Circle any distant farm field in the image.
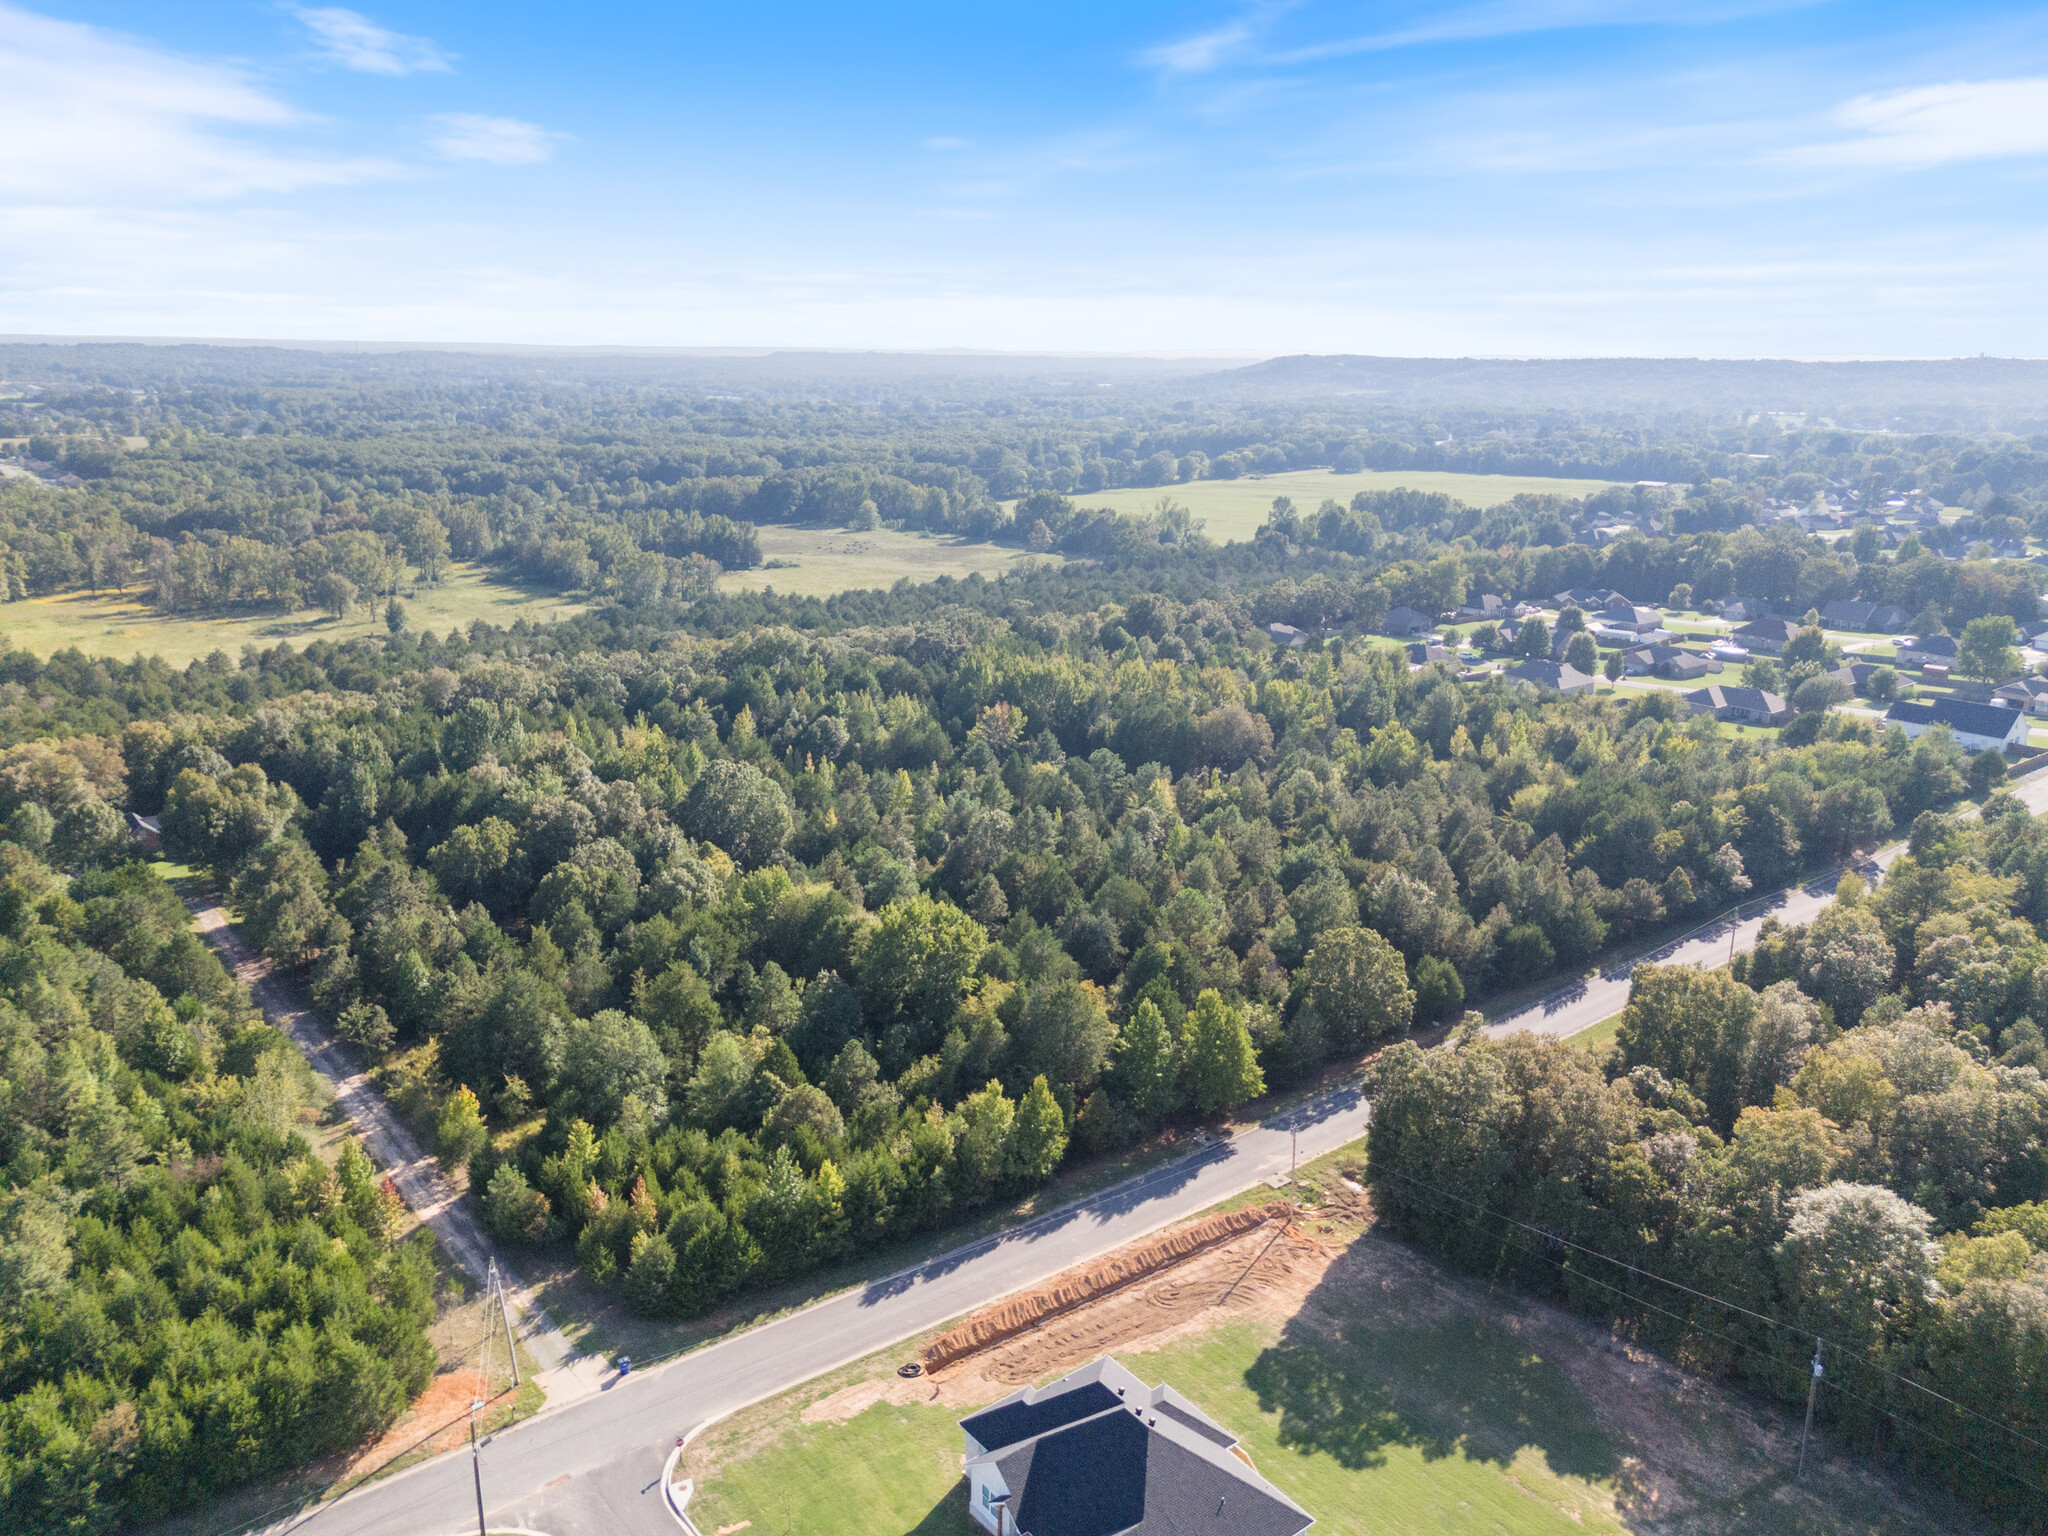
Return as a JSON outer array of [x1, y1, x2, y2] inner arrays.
[[0, 563, 584, 665], [1016, 468, 1630, 545], [717, 524, 1060, 598]]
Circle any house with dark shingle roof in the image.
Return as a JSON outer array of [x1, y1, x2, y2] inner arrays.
[[1731, 617, 1801, 655], [1622, 643, 1716, 680], [961, 1357, 1313, 1536], [1381, 606, 1434, 637], [1600, 597, 1664, 633], [1684, 685, 1791, 726], [1503, 659, 1596, 695], [1898, 633, 1960, 667], [1820, 599, 1908, 633], [1994, 677, 2048, 716], [1885, 698, 2028, 752]]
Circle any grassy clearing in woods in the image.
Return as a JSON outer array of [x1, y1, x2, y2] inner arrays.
[[1010, 468, 1629, 545], [0, 563, 582, 665]]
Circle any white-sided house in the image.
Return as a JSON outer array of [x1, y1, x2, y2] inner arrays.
[[1884, 698, 2029, 752], [1897, 634, 1960, 668], [960, 1357, 1313, 1536]]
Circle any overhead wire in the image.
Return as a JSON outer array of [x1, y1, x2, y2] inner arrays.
[[1376, 1162, 2048, 1459], [1374, 1167, 2048, 1498]]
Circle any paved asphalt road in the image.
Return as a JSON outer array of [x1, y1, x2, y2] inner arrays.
[[276, 1081, 1369, 1536], [269, 764, 2048, 1536], [1485, 762, 2048, 1041]]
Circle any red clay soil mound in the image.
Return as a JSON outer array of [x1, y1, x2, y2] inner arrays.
[[922, 1201, 1294, 1373]]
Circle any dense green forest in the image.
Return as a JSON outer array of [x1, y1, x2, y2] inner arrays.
[[5, 342, 2048, 617], [1366, 803, 2048, 1516], [1, 347, 2046, 1524], [0, 843, 437, 1532]]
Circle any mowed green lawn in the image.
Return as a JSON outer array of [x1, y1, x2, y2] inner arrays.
[[685, 1227, 1953, 1536], [717, 524, 1060, 599], [686, 1319, 1626, 1536], [1013, 468, 1629, 545], [0, 563, 583, 665]]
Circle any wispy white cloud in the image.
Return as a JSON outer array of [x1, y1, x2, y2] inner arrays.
[[429, 113, 561, 165], [1143, 21, 1254, 74], [0, 2, 391, 202], [290, 6, 450, 75], [1794, 78, 2048, 168], [1263, 0, 1816, 65]]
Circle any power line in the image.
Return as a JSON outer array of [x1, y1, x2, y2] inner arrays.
[[1377, 1164, 2048, 1460], [1384, 1175, 2048, 1503]]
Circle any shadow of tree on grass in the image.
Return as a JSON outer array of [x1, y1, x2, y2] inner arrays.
[[1244, 1241, 1620, 1482]]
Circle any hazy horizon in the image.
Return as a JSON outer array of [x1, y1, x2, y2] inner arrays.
[[5, 2, 2048, 354]]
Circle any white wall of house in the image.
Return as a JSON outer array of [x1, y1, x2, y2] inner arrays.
[[1892, 719, 2024, 752], [968, 1466, 1011, 1534]]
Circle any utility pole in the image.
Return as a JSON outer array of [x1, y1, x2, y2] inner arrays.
[[471, 1417, 487, 1536], [1797, 1339, 1823, 1479], [1290, 1129, 1297, 1180], [470, 1263, 497, 1536], [489, 1260, 520, 1388]]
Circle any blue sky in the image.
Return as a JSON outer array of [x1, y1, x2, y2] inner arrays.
[[3, 1, 2047, 354]]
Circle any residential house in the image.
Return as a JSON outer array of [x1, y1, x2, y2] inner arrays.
[[1884, 698, 2029, 753], [1408, 641, 1452, 666], [127, 813, 161, 856], [1719, 597, 1770, 623], [1381, 606, 1434, 637], [1263, 622, 1309, 648], [1552, 587, 1616, 610], [1600, 598, 1665, 634], [1684, 685, 1792, 726], [1455, 594, 1506, 620], [1620, 644, 1714, 679], [961, 1357, 1314, 1536], [1504, 659, 1596, 696], [1731, 617, 1802, 655], [1847, 661, 1898, 696], [1994, 677, 2048, 717], [1591, 621, 1672, 647], [1897, 634, 1960, 668], [1819, 599, 1909, 633], [1655, 651, 1713, 681]]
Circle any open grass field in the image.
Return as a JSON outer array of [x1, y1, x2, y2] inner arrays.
[[1012, 468, 1630, 545], [717, 524, 1059, 600], [0, 563, 583, 665], [683, 1154, 1975, 1536]]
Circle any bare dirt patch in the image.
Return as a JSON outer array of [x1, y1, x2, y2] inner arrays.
[[340, 1368, 517, 1477], [700, 1170, 1978, 1536], [921, 1199, 1300, 1371]]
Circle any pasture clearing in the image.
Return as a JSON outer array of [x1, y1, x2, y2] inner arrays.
[[716, 524, 1060, 599], [0, 563, 582, 665], [1014, 468, 1629, 545]]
